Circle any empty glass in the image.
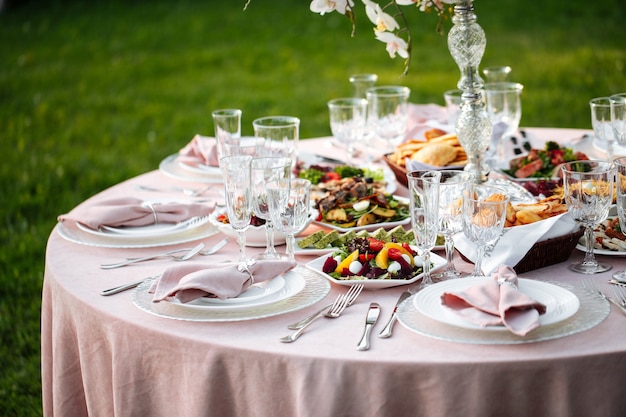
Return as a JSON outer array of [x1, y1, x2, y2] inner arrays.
[[366, 86, 410, 152], [406, 170, 441, 290], [328, 97, 368, 164], [610, 93, 626, 147], [350, 73, 378, 98], [443, 89, 464, 128], [482, 66, 512, 83], [220, 155, 252, 264], [590, 97, 615, 161], [250, 157, 293, 260], [484, 82, 524, 162], [462, 184, 509, 277], [220, 136, 265, 158], [430, 170, 473, 281], [562, 160, 614, 274], [613, 157, 626, 281], [266, 178, 311, 261], [252, 116, 300, 170], [212, 109, 242, 159]]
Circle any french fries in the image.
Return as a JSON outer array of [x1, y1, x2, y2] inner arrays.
[[505, 195, 568, 227]]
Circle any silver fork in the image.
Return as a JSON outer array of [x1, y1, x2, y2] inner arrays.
[[280, 284, 364, 343], [287, 283, 363, 330], [99, 240, 228, 269], [582, 278, 626, 316]]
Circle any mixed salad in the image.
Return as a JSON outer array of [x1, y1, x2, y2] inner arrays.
[[503, 141, 588, 179]]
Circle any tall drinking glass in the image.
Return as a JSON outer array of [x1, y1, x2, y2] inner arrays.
[[252, 116, 300, 171], [250, 157, 293, 260], [349, 73, 378, 98], [562, 160, 614, 274], [482, 66, 512, 83], [406, 170, 441, 290], [212, 109, 242, 159], [444, 89, 464, 128], [462, 184, 509, 277], [220, 136, 265, 158], [610, 93, 626, 148], [266, 178, 311, 262], [613, 157, 626, 281], [484, 82, 523, 162], [590, 97, 615, 161], [328, 98, 368, 164], [430, 170, 472, 281], [366, 86, 410, 152], [220, 155, 252, 264]]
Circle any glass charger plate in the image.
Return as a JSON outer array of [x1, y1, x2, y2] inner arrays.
[[397, 281, 609, 344], [55, 219, 218, 248], [159, 154, 224, 184], [131, 266, 330, 322]]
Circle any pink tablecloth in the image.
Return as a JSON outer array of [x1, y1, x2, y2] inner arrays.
[[42, 128, 626, 417]]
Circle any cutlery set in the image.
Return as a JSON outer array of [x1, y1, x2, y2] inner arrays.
[[583, 278, 626, 316]]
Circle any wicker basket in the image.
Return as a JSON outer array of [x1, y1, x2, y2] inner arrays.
[[460, 228, 584, 274], [383, 153, 409, 187]]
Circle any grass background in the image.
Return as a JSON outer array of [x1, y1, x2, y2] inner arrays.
[[0, 0, 624, 414]]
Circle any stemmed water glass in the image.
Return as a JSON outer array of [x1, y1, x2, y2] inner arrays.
[[220, 155, 253, 264], [212, 109, 242, 159], [462, 184, 509, 277], [590, 97, 616, 161], [484, 82, 524, 163], [610, 93, 626, 148], [266, 178, 311, 262], [406, 170, 441, 290], [250, 157, 293, 260], [366, 86, 410, 153], [252, 116, 300, 170], [561, 160, 614, 274], [429, 170, 472, 281], [327, 98, 368, 164]]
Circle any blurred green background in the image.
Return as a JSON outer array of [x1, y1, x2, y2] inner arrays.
[[0, 0, 624, 414]]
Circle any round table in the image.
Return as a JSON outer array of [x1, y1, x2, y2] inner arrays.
[[42, 128, 626, 417]]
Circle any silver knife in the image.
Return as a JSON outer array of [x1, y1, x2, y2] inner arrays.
[[378, 291, 411, 338], [356, 303, 381, 351]]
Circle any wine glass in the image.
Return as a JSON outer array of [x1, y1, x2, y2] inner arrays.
[[252, 116, 300, 171], [366, 86, 410, 152], [429, 170, 473, 281], [212, 109, 242, 159], [561, 160, 614, 274], [590, 97, 615, 161], [250, 157, 293, 260], [484, 82, 524, 163], [406, 170, 441, 290], [613, 157, 626, 281], [327, 97, 368, 164], [266, 178, 311, 261], [462, 184, 509, 277], [610, 93, 626, 148], [220, 155, 253, 264]]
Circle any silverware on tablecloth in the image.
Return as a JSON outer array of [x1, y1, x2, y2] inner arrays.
[[100, 275, 159, 296], [378, 291, 411, 339], [100, 238, 229, 269], [280, 284, 364, 343], [582, 278, 626, 316], [287, 284, 362, 330], [357, 303, 381, 351]]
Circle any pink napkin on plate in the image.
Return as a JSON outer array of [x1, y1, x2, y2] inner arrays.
[[177, 134, 220, 167], [149, 260, 297, 303], [440, 265, 547, 336], [58, 197, 215, 230]]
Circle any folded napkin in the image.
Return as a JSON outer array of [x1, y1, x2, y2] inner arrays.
[[177, 134, 220, 167], [58, 197, 215, 230], [441, 265, 547, 336], [149, 260, 297, 303]]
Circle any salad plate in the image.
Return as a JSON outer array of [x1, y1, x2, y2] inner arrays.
[[305, 251, 446, 289], [414, 277, 580, 332], [159, 154, 224, 184]]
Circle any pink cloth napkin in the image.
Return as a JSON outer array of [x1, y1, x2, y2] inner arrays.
[[58, 197, 215, 230], [440, 265, 547, 336], [177, 134, 220, 167], [149, 260, 297, 303]]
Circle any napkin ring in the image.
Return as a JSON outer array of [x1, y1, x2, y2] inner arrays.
[[142, 201, 159, 225], [237, 259, 256, 285]]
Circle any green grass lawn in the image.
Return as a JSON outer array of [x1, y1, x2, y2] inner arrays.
[[0, 0, 624, 414]]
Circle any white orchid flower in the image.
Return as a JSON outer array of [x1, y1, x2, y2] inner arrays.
[[395, 0, 417, 4], [310, 0, 353, 15], [363, 1, 399, 32], [375, 31, 409, 59]]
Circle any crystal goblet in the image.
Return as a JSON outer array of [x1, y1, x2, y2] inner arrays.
[[327, 97, 367, 164], [484, 82, 523, 163], [220, 155, 253, 264], [613, 157, 626, 281], [252, 116, 300, 171], [366, 86, 410, 153]]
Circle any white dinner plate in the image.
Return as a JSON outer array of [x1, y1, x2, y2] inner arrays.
[[77, 215, 211, 239], [305, 250, 446, 289], [165, 269, 305, 311], [159, 154, 224, 184], [414, 277, 580, 332], [576, 242, 626, 257], [177, 160, 222, 176], [313, 196, 411, 232], [194, 275, 286, 305]]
